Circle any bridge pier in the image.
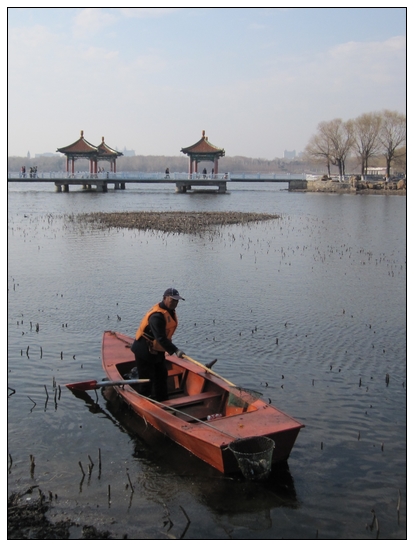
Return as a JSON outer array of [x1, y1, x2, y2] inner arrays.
[[176, 183, 190, 193], [175, 181, 227, 193], [55, 183, 70, 192]]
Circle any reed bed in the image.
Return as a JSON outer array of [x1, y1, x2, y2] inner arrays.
[[76, 211, 279, 235]]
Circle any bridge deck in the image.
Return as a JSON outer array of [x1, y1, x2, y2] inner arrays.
[[8, 173, 307, 193]]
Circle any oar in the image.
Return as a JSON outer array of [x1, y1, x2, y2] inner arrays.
[[66, 379, 150, 391], [181, 354, 262, 405]]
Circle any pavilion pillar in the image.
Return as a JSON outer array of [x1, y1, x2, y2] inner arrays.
[[214, 158, 218, 174], [71, 159, 75, 175]]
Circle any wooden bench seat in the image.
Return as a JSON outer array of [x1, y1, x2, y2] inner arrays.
[[162, 391, 221, 408]]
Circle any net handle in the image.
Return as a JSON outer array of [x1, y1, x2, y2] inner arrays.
[[182, 354, 235, 386], [182, 354, 262, 404]]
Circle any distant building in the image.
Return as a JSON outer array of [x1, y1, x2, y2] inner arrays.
[[35, 152, 60, 158], [122, 147, 135, 157], [284, 150, 296, 159], [366, 167, 388, 176]]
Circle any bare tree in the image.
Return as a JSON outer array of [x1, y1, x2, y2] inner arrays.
[[352, 112, 382, 179], [304, 131, 332, 176], [318, 119, 354, 181], [378, 110, 406, 182]]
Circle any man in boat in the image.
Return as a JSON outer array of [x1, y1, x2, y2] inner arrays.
[[131, 288, 185, 401]]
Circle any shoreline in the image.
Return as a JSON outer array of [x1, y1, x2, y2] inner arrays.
[[300, 177, 406, 195], [8, 491, 111, 540], [291, 188, 406, 195]]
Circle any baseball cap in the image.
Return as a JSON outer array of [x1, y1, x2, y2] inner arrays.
[[163, 288, 185, 300]]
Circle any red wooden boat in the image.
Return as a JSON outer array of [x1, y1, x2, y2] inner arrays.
[[100, 330, 304, 476]]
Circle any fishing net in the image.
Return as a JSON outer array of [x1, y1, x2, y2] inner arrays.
[[229, 436, 275, 480]]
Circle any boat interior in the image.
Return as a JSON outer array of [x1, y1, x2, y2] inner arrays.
[[116, 359, 257, 423]]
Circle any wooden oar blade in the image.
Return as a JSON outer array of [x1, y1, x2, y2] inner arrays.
[[66, 379, 150, 391], [66, 380, 99, 391]]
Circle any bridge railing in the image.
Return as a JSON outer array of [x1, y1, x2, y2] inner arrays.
[[8, 171, 310, 181], [8, 171, 231, 181], [232, 173, 306, 180]]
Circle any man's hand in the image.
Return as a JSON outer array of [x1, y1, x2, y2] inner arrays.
[[175, 349, 185, 358]]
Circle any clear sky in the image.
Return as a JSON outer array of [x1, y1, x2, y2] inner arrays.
[[8, 6, 406, 160]]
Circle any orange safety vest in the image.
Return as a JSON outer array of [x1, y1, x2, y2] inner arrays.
[[135, 303, 177, 352]]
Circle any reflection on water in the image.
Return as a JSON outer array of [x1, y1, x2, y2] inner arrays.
[[64, 385, 299, 538], [7, 183, 406, 539], [102, 386, 299, 508]]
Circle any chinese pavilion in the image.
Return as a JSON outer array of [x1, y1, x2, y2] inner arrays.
[[181, 130, 225, 176], [57, 131, 123, 174]]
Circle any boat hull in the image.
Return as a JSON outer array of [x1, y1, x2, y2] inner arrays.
[[101, 331, 304, 475]]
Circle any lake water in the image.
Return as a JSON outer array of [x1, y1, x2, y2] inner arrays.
[[7, 181, 406, 539]]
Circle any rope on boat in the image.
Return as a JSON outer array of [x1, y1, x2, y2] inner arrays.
[[135, 392, 239, 440]]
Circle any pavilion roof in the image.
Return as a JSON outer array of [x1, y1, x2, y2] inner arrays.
[[97, 137, 123, 158], [56, 130, 98, 156], [181, 130, 225, 158]]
